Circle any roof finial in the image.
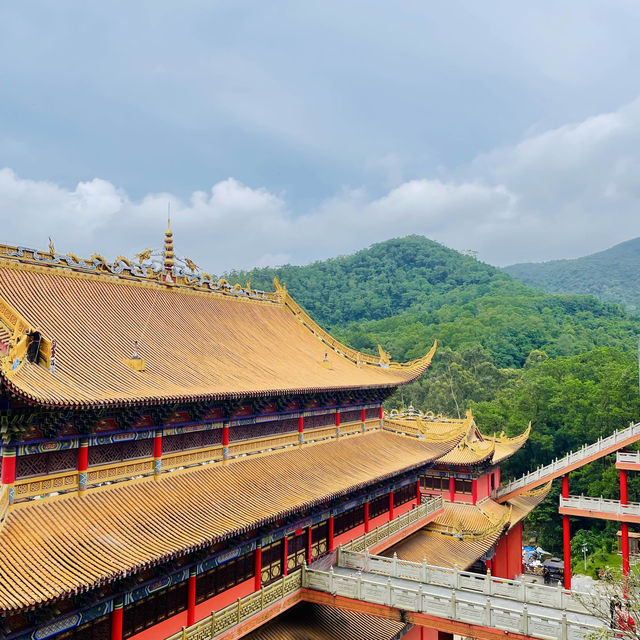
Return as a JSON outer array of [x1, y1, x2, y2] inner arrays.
[[163, 202, 174, 283]]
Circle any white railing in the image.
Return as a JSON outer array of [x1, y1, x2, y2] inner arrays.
[[617, 451, 640, 465], [303, 567, 600, 640], [342, 496, 443, 553], [337, 549, 593, 614], [560, 495, 640, 517], [497, 422, 640, 498]]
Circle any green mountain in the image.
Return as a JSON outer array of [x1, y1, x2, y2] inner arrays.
[[227, 235, 639, 368], [228, 235, 640, 552], [504, 237, 640, 312]]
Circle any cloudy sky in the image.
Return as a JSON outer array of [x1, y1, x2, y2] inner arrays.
[[1, 1, 640, 272]]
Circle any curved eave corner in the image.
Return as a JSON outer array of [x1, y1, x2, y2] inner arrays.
[[274, 277, 437, 381]]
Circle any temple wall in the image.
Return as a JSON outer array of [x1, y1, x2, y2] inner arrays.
[[493, 522, 523, 579]]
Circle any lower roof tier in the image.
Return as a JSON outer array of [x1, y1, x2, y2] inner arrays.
[[384, 485, 551, 569], [0, 429, 454, 613], [243, 602, 409, 640]]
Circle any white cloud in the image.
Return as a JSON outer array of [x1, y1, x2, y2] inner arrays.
[[2, 97, 640, 270]]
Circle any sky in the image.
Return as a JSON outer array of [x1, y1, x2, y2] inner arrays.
[[1, 1, 640, 272]]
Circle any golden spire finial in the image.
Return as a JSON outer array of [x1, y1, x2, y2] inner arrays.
[[163, 202, 175, 282]]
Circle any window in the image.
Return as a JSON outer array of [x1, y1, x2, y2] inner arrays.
[[369, 493, 390, 519], [455, 479, 472, 495], [195, 551, 255, 603], [334, 504, 365, 536], [393, 483, 416, 507], [421, 475, 447, 492]]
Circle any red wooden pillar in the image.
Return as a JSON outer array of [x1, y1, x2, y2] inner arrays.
[[379, 406, 383, 427], [307, 526, 313, 564], [472, 478, 478, 505], [486, 558, 492, 573], [1, 446, 16, 505], [449, 477, 455, 503], [111, 597, 123, 640], [187, 568, 196, 626], [621, 469, 630, 576], [361, 408, 366, 432], [335, 410, 341, 436], [298, 415, 304, 444], [389, 491, 394, 521], [328, 516, 335, 552], [254, 546, 262, 591], [222, 422, 230, 460], [153, 429, 162, 478], [283, 536, 289, 576], [562, 474, 571, 590], [77, 438, 89, 495], [364, 501, 370, 533], [496, 467, 501, 488], [416, 479, 421, 506]]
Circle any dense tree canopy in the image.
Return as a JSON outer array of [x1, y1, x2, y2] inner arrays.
[[228, 235, 640, 553]]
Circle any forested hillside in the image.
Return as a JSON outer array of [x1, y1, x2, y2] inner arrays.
[[227, 235, 640, 554], [504, 237, 640, 312]]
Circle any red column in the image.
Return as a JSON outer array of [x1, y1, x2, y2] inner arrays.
[[187, 569, 196, 626], [111, 597, 123, 640], [328, 516, 335, 552], [1, 446, 16, 505], [335, 410, 340, 436], [254, 547, 262, 591], [621, 469, 630, 576], [389, 491, 394, 521], [298, 415, 304, 444], [222, 422, 230, 460], [307, 526, 313, 564], [153, 429, 162, 477], [496, 467, 501, 488], [449, 477, 455, 503], [562, 474, 571, 590], [378, 406, 383, 426], [283, 536, 289, 576], [364, 501, 370, 533], [77, 438, 88, 494], [486, 558, 492, 573], [416, 479, 421, 506], [361, 408, 366, 432], [472, 479, 477, 505]]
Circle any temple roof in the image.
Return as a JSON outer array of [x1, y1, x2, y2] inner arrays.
[[383, 484, 551, 569], [0, 244, 436, 408], [243, 603, 409, 640], [384, 409, 530, 466], [0, 429, 457, 613]]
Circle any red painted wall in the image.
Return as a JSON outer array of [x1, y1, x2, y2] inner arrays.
[[492, 523, 522, 580], [475, 472, 492, 501], [127, 578, 254, 640]]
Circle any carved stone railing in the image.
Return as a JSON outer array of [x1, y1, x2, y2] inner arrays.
[[337, 549, 592, 614], [497, 422, 640, 499], [342, 496, 443, 553], [560, 495, 640, 517], [617, 451, 640, 465], [164, 570, 302, 640], [303, 566, 600, 640]]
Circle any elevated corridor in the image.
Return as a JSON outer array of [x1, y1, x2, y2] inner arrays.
[[496, 421, 640, 502], [302, 549, 601, 640], [560, 494, 640, 523]]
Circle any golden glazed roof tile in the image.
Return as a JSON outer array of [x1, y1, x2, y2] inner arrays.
[[0, 430, 455, 613], [384, 490, 546, 570], [243, 603, 408, 640], [0, 251, 436, 407]]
